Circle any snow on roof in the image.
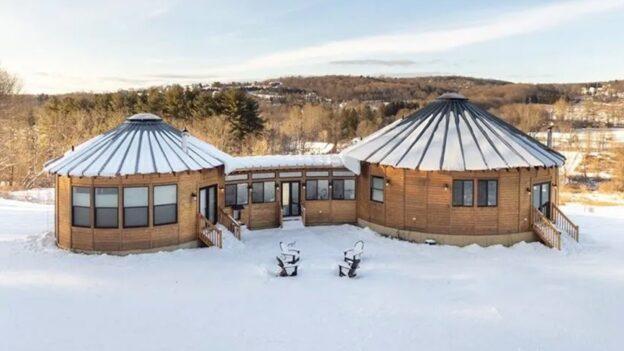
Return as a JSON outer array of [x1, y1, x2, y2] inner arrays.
[[341, 93, 566, 171], [233, 154, 347, 171], [44, 113, 240, 177]]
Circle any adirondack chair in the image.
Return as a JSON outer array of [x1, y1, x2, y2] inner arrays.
[[338, 258, 360, 278], [279, 241, 300, 264], [276, 256, 298, 277], [344, 240, 364, 262]]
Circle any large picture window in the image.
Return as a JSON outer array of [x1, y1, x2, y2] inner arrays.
[[452, 180, 473, 207], [123, 187, 148, 227], [225, 183, 248, 206], [332, 179, 356, 200], [252, 181, 275, 203], [477, 180, 498, 207], [95, 187, 118, 228], [154, 185, 177, 225], [72, 187, 91, 227], [305, 179, 329, 200], [370, 176, 384, 203]]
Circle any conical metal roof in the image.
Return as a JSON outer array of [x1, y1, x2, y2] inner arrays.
[[44, 113, 240, 177], [341, 93, 565, 171]]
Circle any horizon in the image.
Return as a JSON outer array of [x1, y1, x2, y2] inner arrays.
[[2, 0, 624, 94]]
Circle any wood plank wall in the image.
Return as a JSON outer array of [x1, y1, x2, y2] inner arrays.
[[223, 167, 357, 229], [57, 168, 223, 253], [357, 163, 557, 236]]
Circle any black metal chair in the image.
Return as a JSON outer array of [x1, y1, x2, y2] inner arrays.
[[279, 241, 300, 264], [344, 240, 364, 263], [276, 256, 298, 277], [338, 258, 360, 278]]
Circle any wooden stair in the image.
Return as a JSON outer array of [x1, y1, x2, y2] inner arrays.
[[218, 208, 242, 241], [552, 204, 580, 242], [531, 205, 580, 250], [197, 213, 223, 248]]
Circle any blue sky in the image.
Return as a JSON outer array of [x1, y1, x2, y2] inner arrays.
[[1, 0, 624, 93]]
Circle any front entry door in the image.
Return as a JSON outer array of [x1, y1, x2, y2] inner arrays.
[[199, 185, 218, 224], [281, 181, 300, 217], [532, 182, 551, 219]]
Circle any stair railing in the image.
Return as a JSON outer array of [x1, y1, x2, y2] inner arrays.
[[551, 204, 580, 242], [197, 213, 223, 248], [218, 207, 242, 240], [532, 207, 561, 250]]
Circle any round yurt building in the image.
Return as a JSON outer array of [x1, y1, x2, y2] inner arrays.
[[44, 113, 237, 253], [340, 93, 567, 246]]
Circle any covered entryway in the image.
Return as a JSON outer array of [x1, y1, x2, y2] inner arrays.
[[281, 181, 300, 217], [532, 182, 551, 219], [199, 185, 218, 224]]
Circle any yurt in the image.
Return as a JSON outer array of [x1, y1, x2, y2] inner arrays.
[[44, 113, 238, 253], [44, 94, 578, 254], [340, 93, 576, 247]]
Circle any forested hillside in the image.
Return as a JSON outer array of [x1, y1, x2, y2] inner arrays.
[[2, 67, 623, 189]]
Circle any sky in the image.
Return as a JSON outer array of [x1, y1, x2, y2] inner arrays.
[[1, 0, 624, 94]]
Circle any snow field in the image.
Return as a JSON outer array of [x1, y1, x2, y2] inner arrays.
[[1, 197, 623, 351]]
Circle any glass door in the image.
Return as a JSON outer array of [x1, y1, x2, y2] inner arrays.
[[532, 182, 551, 219], [281, 181, 300, 217], [199, 185, 218, 224]]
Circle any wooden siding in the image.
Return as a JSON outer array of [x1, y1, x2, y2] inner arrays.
[[222, 167, 358, 229], [357, 163, 558, 237], [57, 168, 222, 254]]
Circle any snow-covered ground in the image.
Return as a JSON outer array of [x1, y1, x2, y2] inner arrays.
[[1, 196, 624, 350]]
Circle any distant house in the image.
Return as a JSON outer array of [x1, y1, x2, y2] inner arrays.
[[44, 93, 578, 254]]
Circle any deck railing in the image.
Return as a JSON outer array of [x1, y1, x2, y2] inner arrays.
[[197, 213, 223, 248], [552, 204, 580, 242], [218, 207, 242, 240], [531, 207, 561, 250]]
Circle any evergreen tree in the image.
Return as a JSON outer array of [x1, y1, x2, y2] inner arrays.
[[220, 88, 265, 150]]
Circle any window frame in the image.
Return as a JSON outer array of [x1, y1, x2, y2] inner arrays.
[[251, 181, 276, 204], [153, 184, 178, 226], [225, 183, 249, 206], [332, 178, 356, 200], [370, 176, 385, 203], [305, 179, 329, 201], [452, 180, 474, 207], [71, 186, 91, 228], [123, 186, 149, 228], [477, 179, 498, 207], [94, 187, 119, 229]]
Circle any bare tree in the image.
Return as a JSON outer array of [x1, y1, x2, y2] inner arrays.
[[0, 66, 21, 97]]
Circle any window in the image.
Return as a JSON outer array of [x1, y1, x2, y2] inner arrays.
[[332, 179, 356, 200], [123, 187, 148, 227], [306, 179, 329, 200], [95, 187, 118, 228], [225, 183, 248, 206], [252, 181, 275, 203], [154, 185, 177, 225], [477, 180, 498, 207], [72, 187, 91, 227], [452, 180, 473, 207], [370, 176, 384, 203]]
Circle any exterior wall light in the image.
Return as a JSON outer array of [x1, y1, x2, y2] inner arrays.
[[385, 180, 391, 187], [191, 192, 197, 199], [444, 184, 449, 191]]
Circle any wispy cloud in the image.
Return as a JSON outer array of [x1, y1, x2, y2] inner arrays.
[[330, 59, 421, 66], [218, 0, 624, 75]]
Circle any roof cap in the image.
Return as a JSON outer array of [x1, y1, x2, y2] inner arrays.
[[127, 113, 162, 122], [437, 92, 467, 100]]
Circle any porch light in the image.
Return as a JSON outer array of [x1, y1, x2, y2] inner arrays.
[[219, 186, 224, 193], [444, 184, 449, 191], [191, 192, 197, 199], [385, 180, 391, 187], [526, 187, 531, 194]]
